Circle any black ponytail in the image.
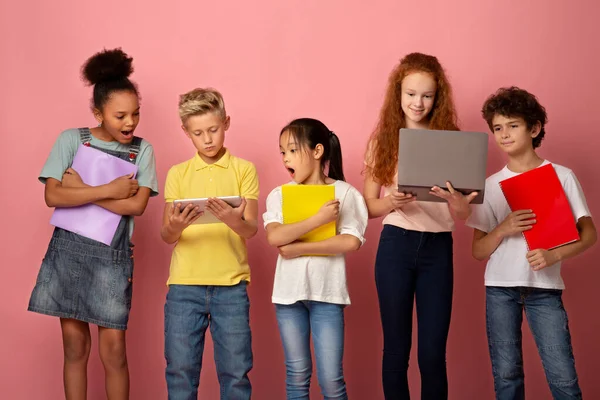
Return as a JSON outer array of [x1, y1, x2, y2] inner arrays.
[[279, 118, 346, 182], [327, 131, 345, 181], [81, 48, 138, 111]]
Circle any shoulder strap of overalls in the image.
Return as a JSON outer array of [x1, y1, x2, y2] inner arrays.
[[127, 136, 143, 163], [78, 127, 92, 145]]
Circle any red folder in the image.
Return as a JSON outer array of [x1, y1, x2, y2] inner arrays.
[[499, 163, 580, 250]]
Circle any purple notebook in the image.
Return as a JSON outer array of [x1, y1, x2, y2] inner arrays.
[[50, 144, 138, 246]]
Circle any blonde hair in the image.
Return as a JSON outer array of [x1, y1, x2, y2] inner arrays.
[[178, 88, 227, 124]]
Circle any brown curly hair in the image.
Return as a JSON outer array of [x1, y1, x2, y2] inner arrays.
[[366, 53, 459, 186], [481, 86, 547, 149]]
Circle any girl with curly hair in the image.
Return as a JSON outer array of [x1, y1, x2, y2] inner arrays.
[[363, 52, 476, 400]]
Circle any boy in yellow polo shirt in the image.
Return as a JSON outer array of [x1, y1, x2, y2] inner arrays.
[[160, 88, 259, 400]]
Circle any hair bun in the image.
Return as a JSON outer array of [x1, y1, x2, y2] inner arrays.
[[82, 48, 134, 86]]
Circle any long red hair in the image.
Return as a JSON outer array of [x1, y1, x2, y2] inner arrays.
[[366, 53, 459, 186]]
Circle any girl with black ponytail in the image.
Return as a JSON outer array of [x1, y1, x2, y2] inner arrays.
[[263, 118, 369, 399]]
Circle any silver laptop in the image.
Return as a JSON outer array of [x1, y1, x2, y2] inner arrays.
[[397, 128, 488, 204]]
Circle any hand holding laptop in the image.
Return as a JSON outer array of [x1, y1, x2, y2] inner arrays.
[[429, 181, 479, 214], [388, 190, 415, 209]]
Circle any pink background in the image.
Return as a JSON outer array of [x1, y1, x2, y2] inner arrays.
[[2, 1, 599, 398]]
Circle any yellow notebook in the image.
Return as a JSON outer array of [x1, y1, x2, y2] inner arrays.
[[281, 184, 336, 243]]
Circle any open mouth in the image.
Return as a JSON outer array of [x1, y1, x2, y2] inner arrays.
[[121, 130, 134, 138], [287, 167, 295, 177]]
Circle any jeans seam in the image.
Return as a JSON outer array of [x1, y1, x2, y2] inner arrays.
[[486, 297, 500, 394]]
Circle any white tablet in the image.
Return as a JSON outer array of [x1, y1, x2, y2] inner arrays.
[[173, 196, 242, 225]]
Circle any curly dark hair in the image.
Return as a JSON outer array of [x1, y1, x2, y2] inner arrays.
[[481, 87, 547, 149], [366, 53, 459, 186], [81, 48, 138, 111]]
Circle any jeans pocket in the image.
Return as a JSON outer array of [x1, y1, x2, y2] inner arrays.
[[111, 259, 134, 308], [379, 227, 409, 251], [36, 249, 56, 284]]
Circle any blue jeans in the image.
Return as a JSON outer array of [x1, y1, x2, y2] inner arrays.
[[275, 301, 347, 400], [486, 286, 582, 400], [164, 283, 252, 400], [375, 225, 453, 400]]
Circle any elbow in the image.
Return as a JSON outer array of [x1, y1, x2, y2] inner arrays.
[[341, 235, 362, 252], [472, 249, 487, 262], [349, 238, 362, 252], [130, 199, 150, 217], [266, 233, 286, 247], [266, 235, 283, 247], [588, 230, 598, 248], [130, 207, 145, 217], [473, 254, 486, 262], [44, 192, 58, 208]]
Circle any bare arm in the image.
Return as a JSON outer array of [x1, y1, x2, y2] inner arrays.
[[472, 228, 505, 261], [160, 202, 202, 244], [265, 215, 330, 247], [526, 217, 597, 270], [44, 178, 115, 208], [472, 210, 537, 261], [363, 169, 415, 219], [48, 168, 139, 209], [278, 234, 362, 259], [551, 217, 597, 261], [265, 200, 340, 247], [220, 199, 259, 240], [94, 187, 151, 217], [471, 212, 596, 265]]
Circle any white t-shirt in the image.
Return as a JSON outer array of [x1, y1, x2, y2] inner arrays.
[[467, 160, 591, 290], [263, 180, 369, 305]]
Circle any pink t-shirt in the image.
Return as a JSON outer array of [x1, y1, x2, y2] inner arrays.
[[381, 173, 454, 232], [366, 143, 454, 232]]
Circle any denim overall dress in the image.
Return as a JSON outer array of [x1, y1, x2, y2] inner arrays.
[[28, 128, 141, 330]]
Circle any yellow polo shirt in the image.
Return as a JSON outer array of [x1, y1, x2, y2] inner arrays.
[[164, 149, 259, 285]]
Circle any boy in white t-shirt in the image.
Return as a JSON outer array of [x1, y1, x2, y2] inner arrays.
[[467, 87, 596, 400]]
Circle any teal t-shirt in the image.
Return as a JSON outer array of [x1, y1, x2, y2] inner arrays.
[[39, 128, 159, 237]]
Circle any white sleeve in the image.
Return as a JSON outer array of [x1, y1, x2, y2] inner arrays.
[[564, 171, 592, 220], [263, 187, 283, 227], [338, 187, 369, 246], [466, 182, 498, 233]]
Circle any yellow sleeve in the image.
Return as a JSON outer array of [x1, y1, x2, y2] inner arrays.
[[240, 162, 259, 200], [164, 166, 180, 203]]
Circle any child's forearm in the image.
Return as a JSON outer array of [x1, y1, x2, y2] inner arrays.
[[365, 197, 394, 219], [44, 179, 112, 208], [288, 234, 361, 256], [94, 187, 151, 217], [227, 218, 258, 240], [266, 215, 327, 247], [452, 205, 472, 221], [550, 217, 597, 263], [472, 228, 505, 261], [161, 224, 184, 244]]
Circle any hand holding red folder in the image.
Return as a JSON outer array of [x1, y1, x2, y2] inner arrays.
[[496, 209, 537, 237], [526, 248, 560, 271], [499, 163, 580, 251]]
